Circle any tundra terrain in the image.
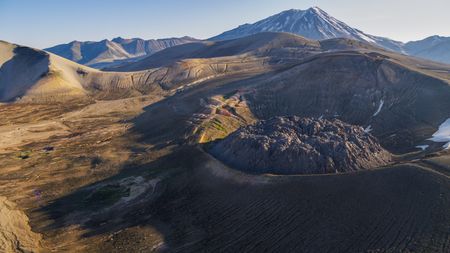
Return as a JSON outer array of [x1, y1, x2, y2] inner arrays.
[[0, 32, 449, 252]]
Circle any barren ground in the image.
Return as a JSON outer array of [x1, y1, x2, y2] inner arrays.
[[0, 72, 449, 252]]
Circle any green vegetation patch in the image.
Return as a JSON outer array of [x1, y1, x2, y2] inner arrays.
[[17, 150, 32, 160], [83, 184, 130, 209], [211, 118, 227, 132]]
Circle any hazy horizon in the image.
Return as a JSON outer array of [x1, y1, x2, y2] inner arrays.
[[2, 0, 450, 48]]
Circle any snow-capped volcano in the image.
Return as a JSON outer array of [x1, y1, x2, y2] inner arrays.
[[211, 7, 404, 52]]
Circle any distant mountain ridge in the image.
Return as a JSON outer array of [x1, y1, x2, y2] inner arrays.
[[404, 36, 450, 64], [45, 7, 450, 65], [45, 36, 200, 69], [210, 7, 450, 64]]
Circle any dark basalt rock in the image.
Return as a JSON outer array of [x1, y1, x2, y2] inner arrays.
[[210, 116, 391, 175]]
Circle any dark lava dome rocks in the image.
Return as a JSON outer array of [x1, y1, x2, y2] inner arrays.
[[210, 116, 391, 175]]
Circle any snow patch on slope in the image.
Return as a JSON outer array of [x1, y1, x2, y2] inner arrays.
[[415, 145, 429, 151], [373, 100, 384, 116], [428, 118, 450, 149], [364, 125, 373, 133]]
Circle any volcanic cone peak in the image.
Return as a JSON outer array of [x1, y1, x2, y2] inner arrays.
[[210, 116, 391, 175]]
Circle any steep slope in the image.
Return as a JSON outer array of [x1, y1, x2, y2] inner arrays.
[[0, 40, 87, 102], [405, 36, 450, 64], [0, 196, 42, 253], [210, 7, 404, 52], [45, 36, 199, 69]]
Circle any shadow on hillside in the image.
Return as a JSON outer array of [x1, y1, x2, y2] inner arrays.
[[35, 84, 450, 251], [131, 71, 278, 148], [34, 71, 277, 249], [0, 46, 49, 102], [37, 150, 450, 252], [37, 145, 202, 245], [32, 52, 450, 251]]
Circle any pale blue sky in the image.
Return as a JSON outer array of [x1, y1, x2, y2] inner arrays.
[[1, 0, 449, 48]]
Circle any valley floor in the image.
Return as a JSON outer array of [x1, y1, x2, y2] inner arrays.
[[0, 89, 449, 252]]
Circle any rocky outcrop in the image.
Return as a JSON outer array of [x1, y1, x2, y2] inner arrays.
[[0, 196, 42, 253], [210, 116, 391, 175]]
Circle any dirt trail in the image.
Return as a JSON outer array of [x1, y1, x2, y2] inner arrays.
[[0, 196, 42, 253]]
